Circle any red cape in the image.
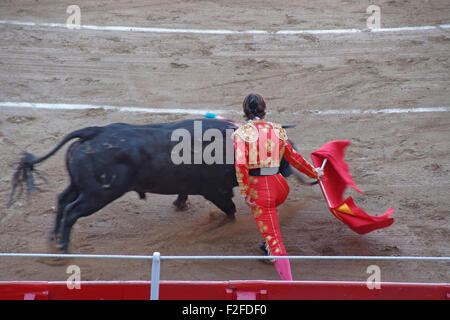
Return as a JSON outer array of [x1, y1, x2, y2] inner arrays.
[[311, 141, 394, 234]]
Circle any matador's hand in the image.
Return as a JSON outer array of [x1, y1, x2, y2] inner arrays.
[[315, 167, 324, 179], [245, 195, 257, 207]]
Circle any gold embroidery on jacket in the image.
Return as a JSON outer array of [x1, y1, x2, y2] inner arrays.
[[233, 123, 259, 143]]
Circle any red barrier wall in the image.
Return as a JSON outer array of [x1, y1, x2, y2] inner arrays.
[[0, 281, 448, 300]]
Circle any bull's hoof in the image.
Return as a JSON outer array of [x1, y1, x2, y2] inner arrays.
[[49, 232, 60, 243], [173, 200, 188, 211], [47, 235, 61, 253], [225, 209, 236, 221], [225, 213, 236, 222], [218, 213, 236, 227], [56, 242, 69, 253]]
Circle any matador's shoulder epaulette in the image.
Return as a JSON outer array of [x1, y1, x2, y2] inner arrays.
[[232, 122, 259, 143], [268, 122, 288, 141]]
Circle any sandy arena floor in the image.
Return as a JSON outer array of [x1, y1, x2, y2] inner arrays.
[[0, 1, 449, 283]]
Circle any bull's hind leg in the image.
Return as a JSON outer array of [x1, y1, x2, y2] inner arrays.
[[50, 184, 78, 242], [57, 190, 125, 252]]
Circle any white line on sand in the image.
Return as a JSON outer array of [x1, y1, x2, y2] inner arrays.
[[307, 107, 450, 115], [0, 20, 449, 35], [1, 102, 449, 116], [0, 101, 233, 115]]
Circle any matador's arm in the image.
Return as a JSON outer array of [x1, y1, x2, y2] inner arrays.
[[283, 140, 318, 179], [233, 135, 250, 197]]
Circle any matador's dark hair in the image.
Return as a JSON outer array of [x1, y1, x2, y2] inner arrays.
[[242, 93, 266, 121]]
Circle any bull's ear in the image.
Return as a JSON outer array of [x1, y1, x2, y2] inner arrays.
[[281, 124, 296, 129]]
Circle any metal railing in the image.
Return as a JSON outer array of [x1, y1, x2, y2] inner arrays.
[[1, 252, 449, 300]]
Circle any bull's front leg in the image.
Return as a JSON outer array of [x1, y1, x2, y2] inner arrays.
[[204, 192, 236, 220], [173, 194, 188, 211]]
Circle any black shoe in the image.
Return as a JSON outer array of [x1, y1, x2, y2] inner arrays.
[[259, 242, 268, 255], [258, 242, 275, 263]]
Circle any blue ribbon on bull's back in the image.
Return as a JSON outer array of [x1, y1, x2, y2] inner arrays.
[[205, 112, 227, 120]]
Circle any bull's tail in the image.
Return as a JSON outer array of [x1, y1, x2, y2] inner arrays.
[[7, 126, 101, 207]]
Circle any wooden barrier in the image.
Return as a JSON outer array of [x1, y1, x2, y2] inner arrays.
[[0, 281, 448, 300]]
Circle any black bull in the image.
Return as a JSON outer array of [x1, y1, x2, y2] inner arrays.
[[8, 118, 310, 252]]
